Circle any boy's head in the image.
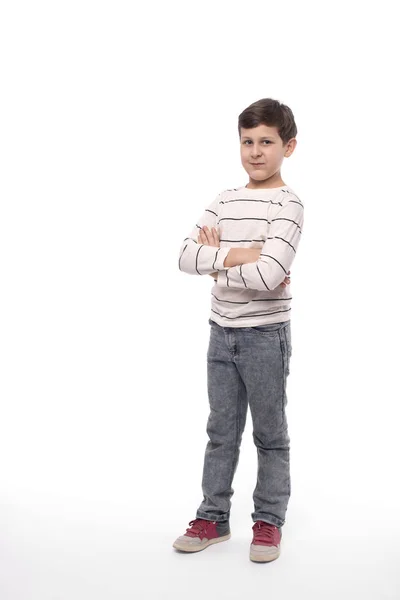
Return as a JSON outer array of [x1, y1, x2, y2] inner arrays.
[[238, 98, 297, 189]]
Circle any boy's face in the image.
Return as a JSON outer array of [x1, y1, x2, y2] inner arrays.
[[240, 124, 296, 188]]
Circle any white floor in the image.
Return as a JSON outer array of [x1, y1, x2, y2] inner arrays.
[[1, 497, 399, 600]]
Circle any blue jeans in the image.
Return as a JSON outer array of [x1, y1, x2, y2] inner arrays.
[[196, 318, 292, 528]]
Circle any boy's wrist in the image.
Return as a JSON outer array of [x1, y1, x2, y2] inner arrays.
[[223, 248, 233, 268], [223, 248, 259, 268], [214, 246, 231, 271]]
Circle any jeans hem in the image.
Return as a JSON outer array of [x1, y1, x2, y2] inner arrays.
[[196, 511, 229, 523], [252, 513, 284, 528]]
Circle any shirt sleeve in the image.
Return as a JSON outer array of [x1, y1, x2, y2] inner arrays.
[[178, 193, 231, 275], [216, 195, 304, 290]]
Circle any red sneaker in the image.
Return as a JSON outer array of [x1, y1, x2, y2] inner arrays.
[[172, 518, 231, 552], [250, 520, 281, 562]]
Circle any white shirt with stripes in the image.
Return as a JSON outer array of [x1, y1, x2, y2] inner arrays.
[[178, 184, 304, 328]]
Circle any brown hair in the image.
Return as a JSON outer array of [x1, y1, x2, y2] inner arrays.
[[238, 98, 297, 145]]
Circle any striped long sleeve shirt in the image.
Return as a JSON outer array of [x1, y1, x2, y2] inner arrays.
[[178, 184, 304, 328]]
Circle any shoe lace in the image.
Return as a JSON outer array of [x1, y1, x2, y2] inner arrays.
[[186, 518, 215, 537], [252, 521, 278, 544]]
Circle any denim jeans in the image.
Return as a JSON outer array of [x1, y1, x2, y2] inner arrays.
[[196, 318, 292, 528]]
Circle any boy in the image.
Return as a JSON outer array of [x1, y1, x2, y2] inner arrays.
[[173, 98, 304, 562]]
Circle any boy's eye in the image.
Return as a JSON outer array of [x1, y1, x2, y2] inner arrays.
[[244, 140, 271, 144]]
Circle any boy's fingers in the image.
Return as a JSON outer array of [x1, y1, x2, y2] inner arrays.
[[199, 228, 208, 243], [200, 226, 220, 247], [206, 226, 219, 246], [202, 226, 213, 245]]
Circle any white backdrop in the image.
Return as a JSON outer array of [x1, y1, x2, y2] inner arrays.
[[1, 1, 399, 598]]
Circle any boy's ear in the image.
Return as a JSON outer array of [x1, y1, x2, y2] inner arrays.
[[285, 138, 297, 156]]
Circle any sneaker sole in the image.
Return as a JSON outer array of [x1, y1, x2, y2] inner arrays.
[[172, 533, 231, 553], [249, 546, 280, 562]]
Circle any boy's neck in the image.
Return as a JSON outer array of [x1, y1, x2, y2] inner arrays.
[[245, 182, 286, 189], [245, 175, 286, 190]]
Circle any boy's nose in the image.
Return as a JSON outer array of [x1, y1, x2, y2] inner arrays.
[[251, 147, 262, 157]]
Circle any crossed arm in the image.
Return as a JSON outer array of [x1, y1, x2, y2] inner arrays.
[[198, 226, 290, 287]]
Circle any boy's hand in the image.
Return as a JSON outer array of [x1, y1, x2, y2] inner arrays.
[[280, 271, 291, 287], [198, 225, 220, 248]]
